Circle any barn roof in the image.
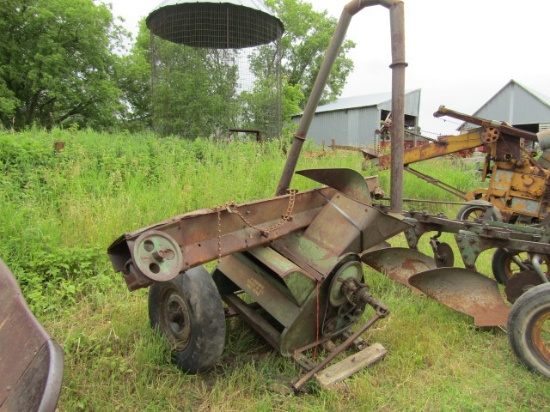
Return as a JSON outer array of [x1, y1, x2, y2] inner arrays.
[[459, 80, 550, 129], [295, 89, 421, 116]]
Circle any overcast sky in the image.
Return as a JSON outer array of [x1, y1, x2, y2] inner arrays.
[[108, 0, 550, 136]]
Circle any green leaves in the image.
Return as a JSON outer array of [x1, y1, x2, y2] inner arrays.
[[0, 0, 127, 130], [17, 246, 111, 315], [264, 0, 355, 106]]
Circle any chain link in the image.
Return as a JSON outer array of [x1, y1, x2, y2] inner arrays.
[[216, 189, 298, 259]]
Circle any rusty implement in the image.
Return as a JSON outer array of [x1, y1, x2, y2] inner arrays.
[[367, 130, 485, 172], [408, 268, 510, 327], [108, 171, 386, 291], [108, 168, 413, 386], [107, 0, 411, 388], [0, 259, 63, 412], [362, 247, 436, 290]]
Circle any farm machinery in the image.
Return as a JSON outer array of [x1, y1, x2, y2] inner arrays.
[[364, 105, 550, 225], [1, 1, 547, 408], [106, 0, 550, 389]]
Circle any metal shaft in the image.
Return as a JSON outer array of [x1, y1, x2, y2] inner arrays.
[[292, 313, 382, 390], [276, 0, 406, 197], [389, 1, 406, 212]]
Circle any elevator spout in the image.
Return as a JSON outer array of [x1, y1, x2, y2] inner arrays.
[[276, 0, 406, 212]]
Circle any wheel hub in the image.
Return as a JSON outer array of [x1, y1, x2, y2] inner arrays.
[[163, 292, 191, 350], [531, 311, 550, 363]]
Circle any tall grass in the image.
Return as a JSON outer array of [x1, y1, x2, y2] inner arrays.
[[1, 129, 547, 411]]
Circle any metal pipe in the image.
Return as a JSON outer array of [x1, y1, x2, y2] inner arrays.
[[389, 1, 406, 212], [276, 0, 406, 196], [291, 312, 383, 391], [531, 254, 549, 284]]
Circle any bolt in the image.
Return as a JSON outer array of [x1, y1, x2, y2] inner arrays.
[[152, 250, 166, 262]]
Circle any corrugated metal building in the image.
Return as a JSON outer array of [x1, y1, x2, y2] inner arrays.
[[459, 80, 550, 133], [292, 89, 421, 147]]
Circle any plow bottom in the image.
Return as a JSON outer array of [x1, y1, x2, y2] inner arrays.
[[409, 268, 510, 327], [362, 247, 436, 292]]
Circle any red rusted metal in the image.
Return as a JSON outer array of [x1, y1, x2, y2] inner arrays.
[[408, 268, 510, 327], [0, 259, 63, 412], [108, 170, 394, 291], [362, 247, 436, 292]]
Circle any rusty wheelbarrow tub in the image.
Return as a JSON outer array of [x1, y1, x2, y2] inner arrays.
[[0, 259, 64, 412]]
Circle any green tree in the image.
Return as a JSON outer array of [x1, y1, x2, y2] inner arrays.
[[264, 0, 355, 106], [115, 20, 152, 131], [151, 41, 239, 138], [122, 21, 240, 139], [0, 0, 126, 130]]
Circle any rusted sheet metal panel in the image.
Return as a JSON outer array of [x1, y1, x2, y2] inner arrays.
[[361, 247, 436, 290], [372, 130, 484, 171], [271, 203, 411, 281], [216, 254, 300, 327], [246, 247, 315, 306], [108, 186, 335, 279], [271, 232, 339, 282], [296, 168, 372, 205], [305, 198, 410, 257], [0, 260, 63, 412], [408, 268, 510, 327]]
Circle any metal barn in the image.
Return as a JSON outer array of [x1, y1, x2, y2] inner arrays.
[[292, 89, 421, 147], [459, 80, 550, 134]]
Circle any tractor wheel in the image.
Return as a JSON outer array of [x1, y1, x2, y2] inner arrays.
[[456, 200, 502, 222], [148, 266, 226, 373], [492, 249, 550, 285], [507, 283, 550, 378]]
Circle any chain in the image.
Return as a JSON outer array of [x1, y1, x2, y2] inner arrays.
[[216, 189, 298, 259]]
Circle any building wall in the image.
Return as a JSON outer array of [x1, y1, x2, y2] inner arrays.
[[460, 81, 550, 131], [304, 107, 380, 147], [476, 85, 550, 125], [294, 89, 421, 148]]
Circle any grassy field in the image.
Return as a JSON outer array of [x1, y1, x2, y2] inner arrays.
[[1, 129, 548, 411]]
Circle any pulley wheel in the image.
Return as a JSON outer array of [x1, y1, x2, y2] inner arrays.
[[328, 260, 363, 307], [481, 127, 500, 143], [133, 230, 183, 281]]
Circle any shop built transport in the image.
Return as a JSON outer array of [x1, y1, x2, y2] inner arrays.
[[105, 0, 549, 387], [3, 1, 547, 408]]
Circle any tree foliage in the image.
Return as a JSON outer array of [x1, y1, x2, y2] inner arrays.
[[0, 0, 354, 135], [264, 0, 355, 106], [115, 20, 152, 131], [0, 0, 126, 130]]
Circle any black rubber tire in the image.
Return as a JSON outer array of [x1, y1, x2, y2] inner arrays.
[[492, 248, 518, 284], [507, 283, 550, 378], [456, 200, 502, 222], [492, 249, 550, 285], [148, 266, 226, 373]]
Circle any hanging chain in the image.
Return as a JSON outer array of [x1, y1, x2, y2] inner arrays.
[[216, 189, 298, 259]]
